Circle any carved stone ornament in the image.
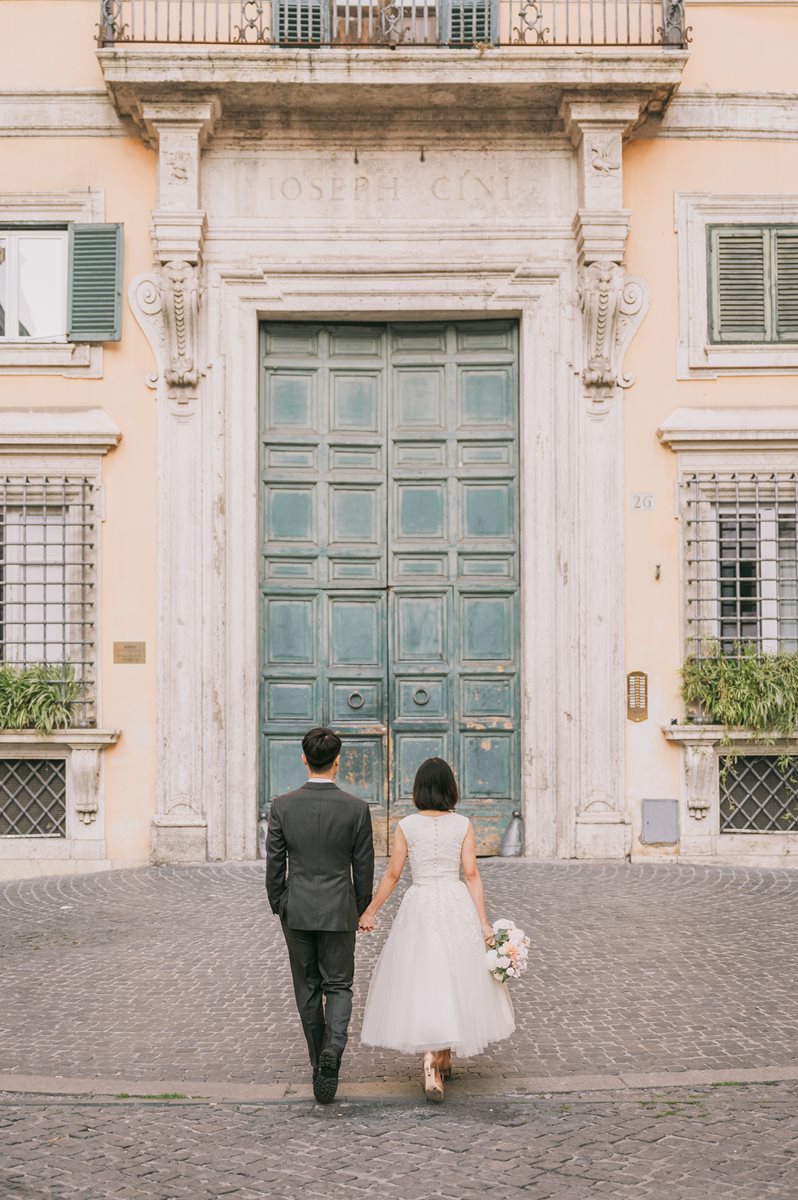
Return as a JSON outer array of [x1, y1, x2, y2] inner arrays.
[[578, 260, 650, 400], [128, 262, 201, 399], [684, 743, 715, 820], [70, 747, 101, 826]]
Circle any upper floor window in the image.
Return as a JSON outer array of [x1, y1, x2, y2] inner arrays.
[[0, 232, 68, 341], [0, 224, 122, 346], [676, 195, 798, 378], [708, 225, 798, 346], [683, 470, 798, 658]]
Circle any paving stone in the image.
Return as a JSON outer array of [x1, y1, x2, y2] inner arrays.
[[2, 862, 798, 1195], [2, 861, 798, 1089]]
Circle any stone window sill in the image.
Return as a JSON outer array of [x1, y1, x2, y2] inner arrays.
[[662, 724, 798, 846], [0, 341, 102, 377], [0, 729, 120, 851]]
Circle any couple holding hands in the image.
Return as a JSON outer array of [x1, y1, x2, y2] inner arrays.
[[265, 727, 515, 1103]]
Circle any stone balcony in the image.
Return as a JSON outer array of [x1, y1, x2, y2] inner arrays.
[[96, 0, 690, 123]]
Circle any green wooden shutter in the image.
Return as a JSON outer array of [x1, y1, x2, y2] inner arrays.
[[446, 0, 497, 43], [708, 226, 769, 344], [273, 0, 324, 43], [775, 229, 798, 342], [67, 223, 123, 343]]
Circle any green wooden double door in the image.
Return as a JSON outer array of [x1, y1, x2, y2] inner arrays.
[[259, 321, 520, 854]]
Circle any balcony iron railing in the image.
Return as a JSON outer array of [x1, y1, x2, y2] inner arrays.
[[97, 0, 689, 47]]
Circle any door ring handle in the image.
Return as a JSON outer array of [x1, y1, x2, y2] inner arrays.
[[413, 687, 430, 706], [348, 690, 365, 710]]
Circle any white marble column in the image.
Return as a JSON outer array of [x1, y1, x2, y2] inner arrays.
[[561, 99, 650, 858], [128, 98, 220, 863]]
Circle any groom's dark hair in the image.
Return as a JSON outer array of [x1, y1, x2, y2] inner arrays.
[[302, 726, 342, 771]]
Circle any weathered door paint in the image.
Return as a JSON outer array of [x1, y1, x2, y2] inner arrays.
[[259, 322, 520, 854]]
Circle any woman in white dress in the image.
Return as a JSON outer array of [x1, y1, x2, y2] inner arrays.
[[359, 758, 515, 1101]]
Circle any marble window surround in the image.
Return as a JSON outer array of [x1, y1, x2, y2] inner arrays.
[[0, 191, 106, 377], [0, 409, 121, 868]]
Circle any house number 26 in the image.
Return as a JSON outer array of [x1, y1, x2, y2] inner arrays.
[[631, 493, 655, 511]]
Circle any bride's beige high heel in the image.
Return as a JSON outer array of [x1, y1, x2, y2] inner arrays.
[[423, 1052, 444, 1103], [435, 1049, 452, 1080]]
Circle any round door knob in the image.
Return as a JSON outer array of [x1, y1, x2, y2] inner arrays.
[[413, 687, 430, 706], [347, 690, 365, 710]]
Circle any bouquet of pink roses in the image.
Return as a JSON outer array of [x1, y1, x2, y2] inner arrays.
[[485, 919, 530, 983]]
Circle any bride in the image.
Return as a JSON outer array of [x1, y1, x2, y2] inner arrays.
[[359, 757, 515, 1101]]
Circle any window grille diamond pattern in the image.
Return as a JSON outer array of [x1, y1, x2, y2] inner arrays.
[[0, 758, 66, 837], [0, 475, 97, 725], [720, 755, 798, 833], [682, 471, 798, 658]]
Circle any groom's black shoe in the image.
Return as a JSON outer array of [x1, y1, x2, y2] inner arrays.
[[313, 1049, 340, 1105]]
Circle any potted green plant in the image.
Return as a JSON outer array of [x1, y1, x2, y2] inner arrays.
[[681, 640, 798, 740], [0, 664, 81, 734], [681, 640, 798, 799]]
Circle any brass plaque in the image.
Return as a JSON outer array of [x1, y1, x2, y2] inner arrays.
[[114, 641, 146, 665], [627, 671, 648, 722]]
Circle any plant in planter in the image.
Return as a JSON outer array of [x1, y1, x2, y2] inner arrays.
[[0, 663, 81, 733], [681, 641, 798, 739], [681, 640, 798, 805]]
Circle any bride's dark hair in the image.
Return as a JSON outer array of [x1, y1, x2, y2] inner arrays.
[[413, 758, 459, 812]]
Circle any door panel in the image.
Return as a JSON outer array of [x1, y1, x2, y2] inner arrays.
[[260, 325, 390, 850], [260, 320, 519, 856]]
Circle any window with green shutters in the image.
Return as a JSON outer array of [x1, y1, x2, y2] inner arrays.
[[67, 224, 123, 343], [0, 224, 122, 345], [708, 225, 798, 345]]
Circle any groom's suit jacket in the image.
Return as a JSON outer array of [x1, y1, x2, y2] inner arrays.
[[265, 781, 375, 932]]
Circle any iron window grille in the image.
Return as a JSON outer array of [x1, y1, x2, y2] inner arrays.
[[0, 475, 98, 727], [719, 754, 798, 834], [682, 471, 798, 660], [0, 758, 66, 837]]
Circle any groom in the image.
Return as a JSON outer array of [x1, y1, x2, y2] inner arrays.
[[266, 727, 375, 1104]]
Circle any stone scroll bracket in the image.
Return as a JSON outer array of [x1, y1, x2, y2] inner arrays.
[[561, 98, 651, 407], [127, 98, 220, 405]]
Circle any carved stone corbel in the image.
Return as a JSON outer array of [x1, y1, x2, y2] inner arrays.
[[578, 259, 650, 401], [70, 747, 101, 826], [684, 743, 715, 820], [128, 262, 201, 401], [162, 261, 200, 390]]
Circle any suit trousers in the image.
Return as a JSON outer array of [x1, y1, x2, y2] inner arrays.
[[282, 925, 357, 1067]]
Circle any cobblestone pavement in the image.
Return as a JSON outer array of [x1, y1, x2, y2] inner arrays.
[[1, 1083, 797, 1199], [2, 861, 797, 1087]]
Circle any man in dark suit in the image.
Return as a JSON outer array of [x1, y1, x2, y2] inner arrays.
[[266, 726, 375, 1104]]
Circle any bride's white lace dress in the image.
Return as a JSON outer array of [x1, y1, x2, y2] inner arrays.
[[360, 811, 515, 1057]]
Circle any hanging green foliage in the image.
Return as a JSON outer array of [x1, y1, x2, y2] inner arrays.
[[0, 664, 80, 733], [681, 642, 798, 739], [681, 642, 798, 786]]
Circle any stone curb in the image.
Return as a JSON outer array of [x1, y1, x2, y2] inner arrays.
[[2, 1065, 798, 1105]]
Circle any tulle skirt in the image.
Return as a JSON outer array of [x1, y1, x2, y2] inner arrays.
[[360, 880, 515, 1058]]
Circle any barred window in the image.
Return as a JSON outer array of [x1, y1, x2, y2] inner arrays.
[[683, 471, 798, 657], [0, 475, 97, 726], [0, 758, 66, 837], [720, 755, 798, 834]]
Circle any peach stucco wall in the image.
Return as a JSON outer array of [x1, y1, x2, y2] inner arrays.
[[623, 126, 798, 852], [0, 2, 106, 90], [0, 133, 158, 867], [681, 2, 798, 93]]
